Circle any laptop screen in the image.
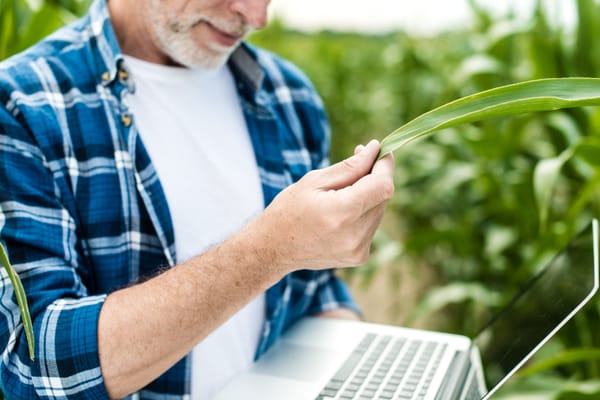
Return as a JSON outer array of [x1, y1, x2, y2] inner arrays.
[[473, 219, 599, 397]]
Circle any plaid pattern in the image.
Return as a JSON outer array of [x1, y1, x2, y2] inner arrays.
[[0, 0, 358, 398]]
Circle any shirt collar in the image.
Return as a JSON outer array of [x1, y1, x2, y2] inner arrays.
[[86, 0, 124, 86], [85, 0, 265, 96], [228, 44, 265, 97]]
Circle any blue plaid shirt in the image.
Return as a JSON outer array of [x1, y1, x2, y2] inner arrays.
[[0, 1, 358, 398]]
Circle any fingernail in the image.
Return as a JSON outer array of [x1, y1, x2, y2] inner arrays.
[[367, 139, 380, 149], [355, 144, 365, 154]]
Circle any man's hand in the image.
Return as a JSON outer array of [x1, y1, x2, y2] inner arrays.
[[317, 308, 362, 321], [250, 139, 395, 274]]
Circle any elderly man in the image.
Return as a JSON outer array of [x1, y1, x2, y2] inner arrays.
[[0, 0, 394, 398]]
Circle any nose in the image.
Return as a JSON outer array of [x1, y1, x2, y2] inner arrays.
[[230, 0, 270, 29]]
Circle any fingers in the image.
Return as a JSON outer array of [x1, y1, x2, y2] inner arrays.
[[371, 152, 394, 180], [313, 139, 394, 214], [348, 152, 395, 214], [354, 144, 365, 155], [318, 140, 381, 190], [337, 200, 389, 267], [260, 140, 395, 272]]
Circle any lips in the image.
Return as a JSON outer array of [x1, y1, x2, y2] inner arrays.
[[206, 23, 244, 48]]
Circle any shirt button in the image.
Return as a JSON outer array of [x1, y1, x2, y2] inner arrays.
[[101, 71, 111, 82], [121, 114, 132, 127], [118, 69, 129, 81]]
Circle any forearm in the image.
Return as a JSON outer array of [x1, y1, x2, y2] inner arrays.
[[98, 225, 285, 399]]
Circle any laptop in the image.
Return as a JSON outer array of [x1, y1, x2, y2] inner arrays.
[[214, 219, 600, 400]]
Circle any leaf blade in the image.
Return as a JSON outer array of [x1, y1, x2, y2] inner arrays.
[[380, 78, 600, 156], [0, 242, 35, 360], [533, 148, 574, 231]]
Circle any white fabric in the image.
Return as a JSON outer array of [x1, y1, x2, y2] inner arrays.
[[124, 56, 266, 400]]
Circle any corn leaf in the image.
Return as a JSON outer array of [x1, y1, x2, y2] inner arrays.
[[534, 148, 574, 231], [380, 78, 600, 157], [517, 348, 600, 378], [0, 242, 34, 360], [533, 137, 600, 231]]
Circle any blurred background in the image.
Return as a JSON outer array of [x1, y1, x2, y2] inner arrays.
[[3, 0, 600, 398], [269, 0, 575, 35]]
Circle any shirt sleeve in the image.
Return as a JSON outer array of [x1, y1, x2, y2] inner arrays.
[[0, 105, 110, 399], [306, 270, 362, 317]]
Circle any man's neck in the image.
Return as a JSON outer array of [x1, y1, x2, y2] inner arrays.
[[107, 0, 176, 66]]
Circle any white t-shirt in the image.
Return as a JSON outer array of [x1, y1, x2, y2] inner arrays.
[[124, 56, 266, 400]]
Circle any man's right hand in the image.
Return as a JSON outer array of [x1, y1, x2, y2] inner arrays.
[[247, 139, 395, 274]]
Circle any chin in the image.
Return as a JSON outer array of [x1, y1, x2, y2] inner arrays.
[[186, 55, 230, 70], [168, 45, 234, 69]]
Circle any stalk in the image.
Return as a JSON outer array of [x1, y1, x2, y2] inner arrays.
[[0, 242, 34, 360]]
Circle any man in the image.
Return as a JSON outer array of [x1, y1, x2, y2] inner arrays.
[[0, 0, 394, 398]]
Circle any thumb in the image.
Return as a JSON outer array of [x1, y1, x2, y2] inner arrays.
[[318, 140, 380, 190]]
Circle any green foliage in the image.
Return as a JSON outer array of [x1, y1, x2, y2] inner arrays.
[[0, 0, 90, 60]]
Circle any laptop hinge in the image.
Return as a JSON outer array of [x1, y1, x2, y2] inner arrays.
[[434, 349, 471, 400]]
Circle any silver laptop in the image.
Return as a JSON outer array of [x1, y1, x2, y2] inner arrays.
[[214, 219, 599, 400]]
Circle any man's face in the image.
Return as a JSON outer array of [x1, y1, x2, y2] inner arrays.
[[146, 0, 270, 69]]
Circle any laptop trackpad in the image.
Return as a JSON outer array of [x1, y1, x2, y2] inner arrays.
[[253, 342, 342, 382]]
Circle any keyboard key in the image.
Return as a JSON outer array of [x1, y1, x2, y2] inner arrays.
[[325, 381, 343, 391], [319, 388, 338, 397]]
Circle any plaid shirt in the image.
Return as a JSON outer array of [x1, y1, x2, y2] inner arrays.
[[0, 1, 358, 398]]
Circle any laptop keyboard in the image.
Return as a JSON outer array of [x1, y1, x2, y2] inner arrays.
[[315, 333, 447, 400]]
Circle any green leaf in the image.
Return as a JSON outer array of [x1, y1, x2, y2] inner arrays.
[[0, 242, 35, 360], [518, 348, 600, 378], [494, 375, 600, 400], [576, 140, 600, 167], [408, 282, 502, 323], [14, 2, 72, 56], [533, 137, 600, 230], [533, 148, 574, 231], [379, 78, 600, 157]]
